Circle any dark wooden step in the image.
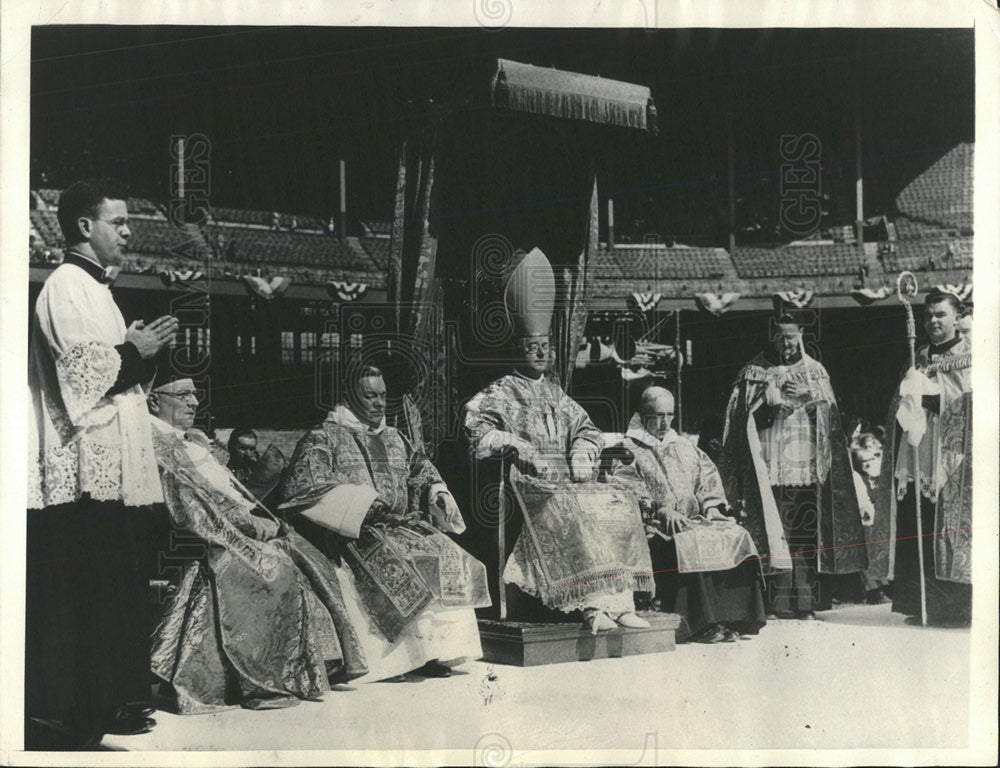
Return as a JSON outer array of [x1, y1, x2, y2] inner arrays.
[[478, 612, 681, 667]]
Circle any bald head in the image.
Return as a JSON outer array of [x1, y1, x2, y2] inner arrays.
[[638, 386, 675, 440]]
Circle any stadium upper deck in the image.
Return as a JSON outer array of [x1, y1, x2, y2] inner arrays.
[[27, 143, 973, 301]]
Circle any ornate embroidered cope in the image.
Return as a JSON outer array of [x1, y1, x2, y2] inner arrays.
[[463, 373, 603, 470], [280, 406, 490, 642], [719, 351, 867, 576], [464, 373, 653, 612], [149, 418, 368, 713]]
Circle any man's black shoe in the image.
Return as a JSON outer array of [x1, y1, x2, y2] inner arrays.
[[106, 711, 156, 736], [413, 660, 452, 678], [119, 702, 155, 718]]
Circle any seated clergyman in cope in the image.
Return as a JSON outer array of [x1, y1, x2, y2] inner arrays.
[[280, 365, 491, 682], [145, 378, 369, 712], [614, 387, 766, 643], [464, 247, 655, 633]]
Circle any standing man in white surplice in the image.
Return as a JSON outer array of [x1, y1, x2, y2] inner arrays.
[[26, 180, 179, 748]]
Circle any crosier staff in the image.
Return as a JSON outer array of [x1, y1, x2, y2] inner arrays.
[[896, 270, 927, 628]]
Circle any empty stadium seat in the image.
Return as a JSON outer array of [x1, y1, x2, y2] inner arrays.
[[592, 246, 738, 280], [730, 244, 864, 278]]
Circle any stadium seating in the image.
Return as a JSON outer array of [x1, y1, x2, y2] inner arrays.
[[127, 197, 161, 215], [359, 237, 391, 269], [884, 238, 973, 272], [894, 143, 973, 235], [37, 188, 60, 207], [893, 215, 963, 241], [208, 225, 380, 272], [28, 163, 971, 297], [210, 206, 326, 231], [731, 244, 864, 278], [209, 207, 274, 227], [361, 220, 393, 237], [128, 217, 210, 259], [593, 246, 738, 280], [29, 210, 63, 248]]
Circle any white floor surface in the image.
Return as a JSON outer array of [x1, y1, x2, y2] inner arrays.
[[103, 603, 971, 757]]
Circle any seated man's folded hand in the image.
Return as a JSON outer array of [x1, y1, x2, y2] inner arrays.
[[569, 451, 594, 483], [657, 505, 690, 534], [644, 517, 667, 540]]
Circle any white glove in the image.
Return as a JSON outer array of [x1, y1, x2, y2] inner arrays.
[[430, 490, 466, 534], [569, 451, 594, 482], [896, 367, 940, 447]]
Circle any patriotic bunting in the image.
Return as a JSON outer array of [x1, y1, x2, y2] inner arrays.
[[243, 274, 291, 300], [693, 292, 740, 316], [932, 283, 972, 303], [771, 289, 815, 310], [326, 280, 369, 302], [158, 269, 205, 287], [850, 286, 891, 306], [628, 292, 662, 313]]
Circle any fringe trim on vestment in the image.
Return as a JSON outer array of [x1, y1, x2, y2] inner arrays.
[[923, 353, 971, 374], [512, 568, 655, 610]]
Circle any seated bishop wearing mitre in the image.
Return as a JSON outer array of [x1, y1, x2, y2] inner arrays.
[[463, 246, 655, 633], [279, 363, 491, 682]]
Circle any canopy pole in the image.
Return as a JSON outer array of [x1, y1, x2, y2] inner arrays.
[[727, 106, 736, 256], [497, 457, 508, 621], [339, 159, 347, 241], [855, 81, 864, 256], [676, 309, 682, 432], [897, 271, 927, 628]]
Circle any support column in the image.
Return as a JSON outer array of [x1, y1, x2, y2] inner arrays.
[[855, 41, 865, 259], [339, 159, 347, 240], [728, 107, 736, 256]]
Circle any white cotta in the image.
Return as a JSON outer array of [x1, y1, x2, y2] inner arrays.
[[28, 262, 163, 508], [893, 367, 944, 501]]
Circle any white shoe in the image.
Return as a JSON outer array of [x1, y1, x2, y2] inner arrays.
[[583, 609, 617, 633], [613, 611, 650, 629]]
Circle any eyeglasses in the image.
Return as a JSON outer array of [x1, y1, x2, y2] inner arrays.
[[158, 390, 199, 402], [519, 341, 550, 355]]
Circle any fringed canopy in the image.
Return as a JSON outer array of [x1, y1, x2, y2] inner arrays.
[[491, 58, 656, 132]]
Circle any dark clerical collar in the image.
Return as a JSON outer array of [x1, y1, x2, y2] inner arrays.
[[765, 349, 802, 366], [64, 250, 118, 285], [928, 335, 962, 356]]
